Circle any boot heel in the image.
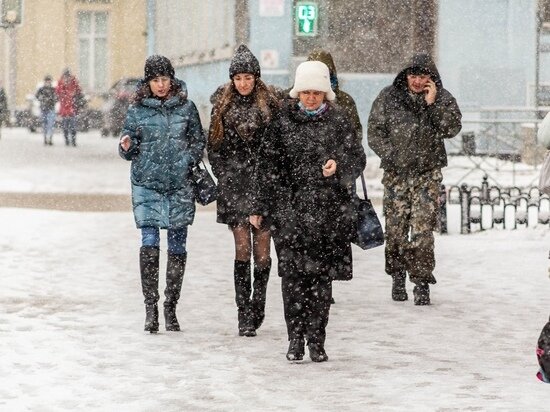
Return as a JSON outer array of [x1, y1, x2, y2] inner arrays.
[[144, 304, 159, 333]]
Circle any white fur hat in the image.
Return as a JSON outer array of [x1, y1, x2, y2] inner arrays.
[[289, 61, 336, 101]]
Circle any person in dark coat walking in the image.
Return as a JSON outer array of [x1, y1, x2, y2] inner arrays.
[[251, 61, 366, 362], [36, 75, 58, 146], [208, 44, 279, 337], [119, 55, 205, 333], [367, 53, 462, 305]]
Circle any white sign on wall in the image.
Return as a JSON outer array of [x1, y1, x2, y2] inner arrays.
[[260, 49, 280, 69], [259, 0, 285, 17]]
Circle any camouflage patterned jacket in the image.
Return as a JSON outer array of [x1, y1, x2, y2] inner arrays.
[[367, 53, 462, 176]]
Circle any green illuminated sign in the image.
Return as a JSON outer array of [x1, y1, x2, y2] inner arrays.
[[296, 2, 318, 36]]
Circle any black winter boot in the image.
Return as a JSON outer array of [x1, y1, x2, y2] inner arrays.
[[164, 252, 186, 331], [251, 258, 271, 330], [308, 341, 329, 363], [391, 272, 408, 301], [286, 338, 305, 361], [234, 260, 255, 337], [140, 246, 160, 332], [413, 282, 430, 306]]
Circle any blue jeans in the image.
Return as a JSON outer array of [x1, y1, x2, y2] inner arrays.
[[61, 116, 76, 145], [42, 110, 56, 141], [141, 227, 188, 255]]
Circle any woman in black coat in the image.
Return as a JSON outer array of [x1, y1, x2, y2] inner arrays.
[[250, 61, 366, 362], [208, 45, 279, 337]]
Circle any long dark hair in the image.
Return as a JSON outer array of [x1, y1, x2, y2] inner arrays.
[[209, 78, 278, 150]]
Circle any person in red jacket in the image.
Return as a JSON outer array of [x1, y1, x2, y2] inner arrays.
[[56, 68, 82, 146]]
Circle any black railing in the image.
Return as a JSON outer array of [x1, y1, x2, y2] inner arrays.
[[440, 175, 550, 233]]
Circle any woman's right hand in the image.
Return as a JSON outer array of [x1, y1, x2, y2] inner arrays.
[[120, 135, 131, 151], [249, 215, 263, 230]]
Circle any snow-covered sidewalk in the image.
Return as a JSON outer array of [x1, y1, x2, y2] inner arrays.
[[1, 206, 549, 411]]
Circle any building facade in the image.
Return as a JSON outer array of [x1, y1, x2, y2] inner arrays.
[[148, 0, 544, 140], [0, 0, 147, 110]]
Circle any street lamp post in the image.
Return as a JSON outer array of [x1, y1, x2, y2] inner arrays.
[[6, 24, 17, 122], [0, 1, 23, 123]]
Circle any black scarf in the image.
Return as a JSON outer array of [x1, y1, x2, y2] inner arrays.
[[223, 94, 265, 141]]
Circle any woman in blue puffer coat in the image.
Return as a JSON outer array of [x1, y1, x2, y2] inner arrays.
[[119, 55, 205, 333]]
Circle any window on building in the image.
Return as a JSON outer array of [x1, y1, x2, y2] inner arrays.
[[155, 0, 236, 65], [77, 11, 108, 91]]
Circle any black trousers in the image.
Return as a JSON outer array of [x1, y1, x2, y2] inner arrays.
[[281, 275, 332, 343]]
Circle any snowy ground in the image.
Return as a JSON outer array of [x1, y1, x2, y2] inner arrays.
[[1, 128, 550, 411]]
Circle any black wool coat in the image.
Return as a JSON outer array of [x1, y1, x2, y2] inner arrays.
[[208, 93, 273, 227], [253, 101, 366, 280]]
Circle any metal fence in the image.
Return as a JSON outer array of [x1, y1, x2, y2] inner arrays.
[[440, 175, 549, 234]]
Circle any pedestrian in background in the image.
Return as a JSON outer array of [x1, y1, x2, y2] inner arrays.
[[0, 84, 8, 139], [119, 55, 205, 333], [251, 61, 366, 362], [367, 53, 462, 305], [208, 44, 279, 337], [36, 75, 57, 146], [56, 68, 82, 147]]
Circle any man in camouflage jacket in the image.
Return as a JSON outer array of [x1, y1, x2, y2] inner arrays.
[[367, 53, 462, 305]]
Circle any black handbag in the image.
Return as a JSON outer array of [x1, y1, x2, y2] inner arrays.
[[190, 160, 217, 206], [351, 172, 384, 250]]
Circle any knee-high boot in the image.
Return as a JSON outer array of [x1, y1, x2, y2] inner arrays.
[[139, 246, 160, 333], [164, 252, 186, 331], [234, 260, 255, 336], [251, 258, 271, 330]]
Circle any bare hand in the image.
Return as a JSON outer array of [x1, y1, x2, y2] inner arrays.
[[424, 80, 437, 105], [249, 215, 263, 230], [322, 159, 337, 177], [120, 135, 131, 152]]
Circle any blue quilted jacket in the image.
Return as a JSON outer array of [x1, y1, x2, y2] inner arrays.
[[119, 79, 205, 228]]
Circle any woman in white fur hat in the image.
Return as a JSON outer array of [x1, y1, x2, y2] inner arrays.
[[250, 61, 366, 362]]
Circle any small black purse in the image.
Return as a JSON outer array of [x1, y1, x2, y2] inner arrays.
[[190, 160, 217, 206], [351, 172, 384, 250]]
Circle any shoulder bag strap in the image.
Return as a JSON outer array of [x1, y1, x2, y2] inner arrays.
[[360, 172, 368, 200]]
